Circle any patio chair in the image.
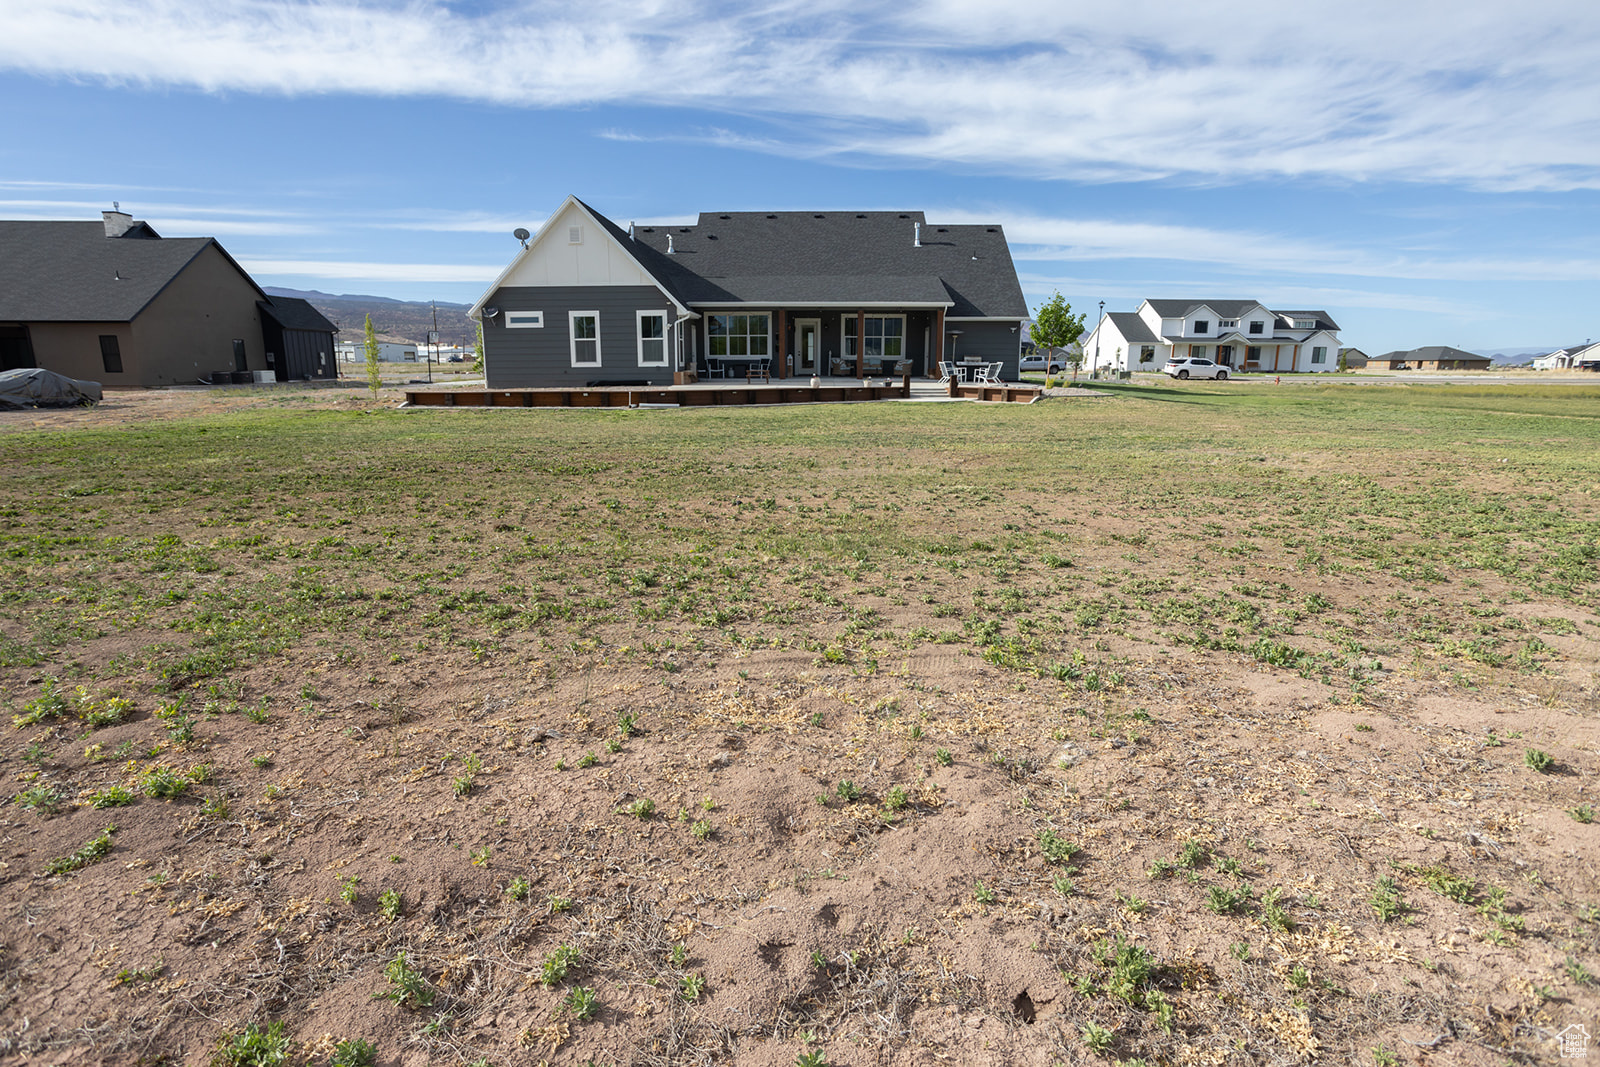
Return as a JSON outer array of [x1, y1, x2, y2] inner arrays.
[[938, 361, 958, 384], [704, 357, 725, 379], [973, 362, 1002, 384]]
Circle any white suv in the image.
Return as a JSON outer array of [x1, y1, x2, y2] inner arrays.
[[1165, 357, 1230, 380]]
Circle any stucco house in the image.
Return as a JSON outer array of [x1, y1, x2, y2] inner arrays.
[[0, 209, 335, 387], [469, 196, 1028, 388], [1082, 300, 1341, 375], [1368, 346, 1492, 371]]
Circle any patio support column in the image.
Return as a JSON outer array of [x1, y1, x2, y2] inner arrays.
[[777, 309, 787, 380], [856, 310, 865, 379], [933, 307, 945, 378], [1274, 344, 1282, 371], [1292, 343, 1300, 372]]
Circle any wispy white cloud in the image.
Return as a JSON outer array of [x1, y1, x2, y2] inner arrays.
[[237, 257, 501, 284], [2, 1, 1596, 190], [979, 211, 1600, 282]]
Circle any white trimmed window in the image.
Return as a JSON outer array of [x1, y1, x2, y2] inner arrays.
[[637, 310, 667, 367], [707, 314, 770, 358], [1248, 321, 1265, 334], [506, 310, 543, 329], [1294, 318, 1317, 329], [569, 311, 600, 366], [1312, 346, 1327, 364], [1190, 345, 1207, 358], [840, 315, 905, 360], [1219, 319, 1238, 328], [1193, 320, 1209, 334]]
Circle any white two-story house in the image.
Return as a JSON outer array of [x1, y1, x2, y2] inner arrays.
[[1083, 299, 1341, 375]]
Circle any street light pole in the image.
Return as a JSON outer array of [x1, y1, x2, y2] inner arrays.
[[1095, 301, 1103, 378]]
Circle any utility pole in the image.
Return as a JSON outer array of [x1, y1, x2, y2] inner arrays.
[[427, 301, 439, 383]]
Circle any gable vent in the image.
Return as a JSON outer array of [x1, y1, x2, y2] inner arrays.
[[568, 226, 582, 244]]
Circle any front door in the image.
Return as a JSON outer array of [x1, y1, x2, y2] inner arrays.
[[795, 318, 821, 375]]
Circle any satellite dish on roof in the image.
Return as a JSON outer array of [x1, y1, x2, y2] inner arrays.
[[513, 228, 530, 248]]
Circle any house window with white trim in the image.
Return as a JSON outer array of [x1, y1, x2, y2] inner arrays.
[[1247, 345, 1262, 362], [506, 311, 543, 329], [1311, 346, 1327, 364], [1294, 318, 1316, 329], [707, 314, 769, 357], [1248, 321, 1264, 335], [637, 310, 667, 367], [1189, 345, 1207, 358], [841, 315, 905, 361], [1193, 320, 1209, 334], [569, 311, 600, 366], [1219, 319, 1237, 329]]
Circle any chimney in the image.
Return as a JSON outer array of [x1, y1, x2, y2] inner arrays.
[[667, 234, 675, 255], [103, 208, 135, 238], [914, 222, 921, 247]]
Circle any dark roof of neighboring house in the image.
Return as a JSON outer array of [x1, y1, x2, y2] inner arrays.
[[0, 220, 264, 322], [1374, 346, 1489, 362], [1276, 309, 1342, 331], [579, 201, 1027, 319], [259, 297, 338, 334], [1107, 312, 1160, 343], [1146, 299, 1267, 320], [1143, 299, 1341, 333]]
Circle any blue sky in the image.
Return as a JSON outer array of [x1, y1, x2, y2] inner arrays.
[[2, 0, 1598, 353]]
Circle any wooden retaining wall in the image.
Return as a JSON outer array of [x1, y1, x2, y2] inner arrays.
[[403, 381, 1041, 408]]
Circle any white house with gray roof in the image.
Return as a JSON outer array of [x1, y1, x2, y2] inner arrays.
[[469, 196, 1029, 388], [1083, 299, 1341, 376]]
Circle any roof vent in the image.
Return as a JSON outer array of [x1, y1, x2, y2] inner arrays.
[[813, 214, 824, 219], [628, 221, 635, 239], [666, 234, 675, 254], [855, 213, 866, 218], [937, 227, 948, 233], [719, 214, 730, 219], [986, 227, 997, 232], [765, 214, 776, 219], [707, 234, 717, 240], [898, 213, 909, 219], [914, 222, 921, 248]]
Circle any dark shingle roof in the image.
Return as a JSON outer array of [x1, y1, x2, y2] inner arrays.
[[1276, 309, 1342, 331], [579, 204, 1027, 319], [1107, 312, 1159, 343], [0, 220, 261, 322], [1375, 346, 1488, 362], [259, 297, 338, 333], [1145, 299, 1267, 320]]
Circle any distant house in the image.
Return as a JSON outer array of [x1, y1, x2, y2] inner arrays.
[[1532, 342, 1599, 370], [1368, 346, 1492, 371], [1082, 300, 1341, 375], [335, 341, 418, 363], [259, 298, 339, 381], [470, 195, 1028, 388], [1339, 347, 1369, 369], [0, 209, 310, 387]]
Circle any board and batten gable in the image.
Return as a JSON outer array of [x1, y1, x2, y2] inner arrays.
[[481, 200, 681, 387]]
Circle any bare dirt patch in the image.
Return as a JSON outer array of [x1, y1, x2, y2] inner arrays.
[[1, 385, 1597, 1066]]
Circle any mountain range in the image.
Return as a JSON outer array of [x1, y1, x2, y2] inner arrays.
[[263, 287, 475, 347]]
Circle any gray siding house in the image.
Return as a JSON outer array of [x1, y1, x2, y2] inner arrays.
[[470, 196, 1029, 388], [0, 210, 281, 387]]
